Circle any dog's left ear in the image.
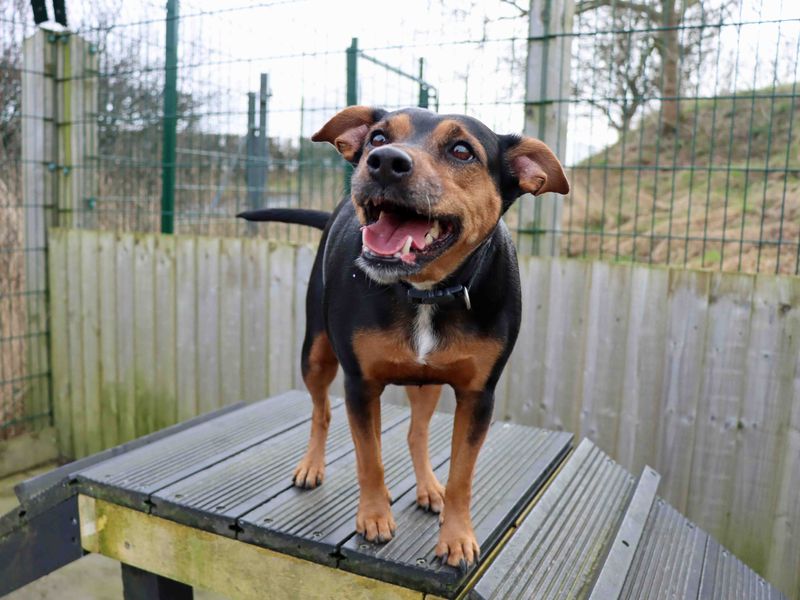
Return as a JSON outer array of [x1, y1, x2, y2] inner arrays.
[[502, 135, 570, 196], [311, 106, 387, 163]]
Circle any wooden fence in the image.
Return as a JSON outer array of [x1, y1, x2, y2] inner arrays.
[[48, 228, 800, 597]]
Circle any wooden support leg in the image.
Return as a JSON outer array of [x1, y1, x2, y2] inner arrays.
[[121, 563, 193, 600]]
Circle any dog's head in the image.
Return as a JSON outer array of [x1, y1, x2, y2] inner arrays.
[[312, 106, 569, 285]]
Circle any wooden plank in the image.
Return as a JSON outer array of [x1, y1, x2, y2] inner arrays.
[[48, 229, 72, 457], [685, 273, 754, 538], [219, 238, 243, 407], [133, 235, 156, 437], [175, 236, 197, 420], [154, 235, 177, 429], [654, 270, 711, 513], [766, 340, 800, 598], [80, 231, 102, 455], [115, 233, 136, 443], [293, 244, 315, 391], [195, 237, 220, 413], [22, 31, 54, 430], [502, 255, 550, 426], [65, 230, 86, 459], [240, 238, 269, 403], [615, 266, 669, 473], [539, 258, 590, 433], [268, 243, 295, 395], [579, 261, 631, 453], [726, 275, 800, 575], [78, 495, 422, 600], [97, 231, 119, 449]]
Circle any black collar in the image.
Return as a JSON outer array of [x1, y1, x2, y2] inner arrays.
[[402, 237, 493, 310]]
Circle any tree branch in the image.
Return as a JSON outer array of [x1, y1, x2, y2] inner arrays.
[[576, 0, 660, 21]]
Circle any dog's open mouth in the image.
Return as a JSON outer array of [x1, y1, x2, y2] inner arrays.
[[360, 200, 457, 265]]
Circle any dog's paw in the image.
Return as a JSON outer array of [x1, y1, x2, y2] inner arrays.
[[435, 518, 480, 571], [416, 474, 445, 513], [356, 492, 396, 543], [292, 454, 325, 489]]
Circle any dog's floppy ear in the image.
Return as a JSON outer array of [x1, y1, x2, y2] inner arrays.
[[503, 135, 570, 196], [311, 106, 387, 163]]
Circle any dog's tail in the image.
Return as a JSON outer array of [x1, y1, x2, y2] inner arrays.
[[236, 208, 331, 230]]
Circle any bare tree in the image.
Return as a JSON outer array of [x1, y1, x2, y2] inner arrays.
[[504, 0, 736, 134]]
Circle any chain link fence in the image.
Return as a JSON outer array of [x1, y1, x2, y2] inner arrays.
[[1, 0, 799, 437]]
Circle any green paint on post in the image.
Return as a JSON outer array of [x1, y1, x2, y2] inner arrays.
[[344, 38, 358, 195], [418, 58, 429, 109], [161, 0, 179, 234]]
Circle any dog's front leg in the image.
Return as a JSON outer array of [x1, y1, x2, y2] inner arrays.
[[436, 388, 493, 569], [345, 375, 396, 543]]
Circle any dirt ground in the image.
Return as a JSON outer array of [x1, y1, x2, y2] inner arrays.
[[1, 465, 227, 600]]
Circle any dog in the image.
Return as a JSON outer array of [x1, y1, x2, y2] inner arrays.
[[239, 106, 569, 569]]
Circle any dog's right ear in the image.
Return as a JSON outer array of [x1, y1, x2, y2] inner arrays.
[[311, 106, 387, 163]]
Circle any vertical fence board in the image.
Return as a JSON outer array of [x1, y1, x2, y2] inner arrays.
[[686, 273, 754, 537], [727, 276, 800, 574], [293, 245, 315, 391], [175, 237, 197, 420], [241, 238, 269, 403], [540, 259, 590, 433], [196, 237, 221, 414], [268, 243, 295, 395], [219, 238, 243, 407], [65, 230, 86, 458], [97, 232, 119, 449], [579, 262, 631, 452], [615, 266, 669, 473], [154, 236, 177, 429], [80, 232, 102, 455], [48, 230, 72, 457], [133, 236, 156, 437], [655, 270, 711, 513], [115, 234, 136, 444], [767, 347, 800, 598], [503, 256, 548, 425]]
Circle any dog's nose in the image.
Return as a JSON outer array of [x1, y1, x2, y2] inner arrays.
[[366, 146, 413, 185]]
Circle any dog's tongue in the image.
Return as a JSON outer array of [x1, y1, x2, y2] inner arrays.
[[362, 211, 430, 256]]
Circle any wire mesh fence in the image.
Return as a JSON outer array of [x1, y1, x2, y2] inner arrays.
[[1, 0, 799, 438]]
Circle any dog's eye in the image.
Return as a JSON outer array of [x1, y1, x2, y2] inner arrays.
[[371, 132, 387, 147], [450, 143, 474, 161]]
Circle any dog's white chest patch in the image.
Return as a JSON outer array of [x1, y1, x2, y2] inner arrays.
[[413, 305, 438, 364]]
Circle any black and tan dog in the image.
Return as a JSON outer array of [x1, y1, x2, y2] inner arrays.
[[239, 106, 568, 569]]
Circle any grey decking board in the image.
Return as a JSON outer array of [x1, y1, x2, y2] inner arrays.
[[698, 536, 785, 600], [471, 439, 636, 600], [620, 498, 708, 600], [589, 466, 661, 600], [77, 391, 331, 510], [339, 423, 573, 597], [150, 403, 410, 537], [236, 411, 455, 565]]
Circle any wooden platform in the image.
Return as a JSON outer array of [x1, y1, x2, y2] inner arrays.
[[0, 391, 787, 599]]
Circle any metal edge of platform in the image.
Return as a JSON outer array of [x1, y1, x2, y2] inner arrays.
[[587, 465, 661, 600]]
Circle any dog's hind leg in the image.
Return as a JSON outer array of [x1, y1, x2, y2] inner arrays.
[[294, 331, 338, 489], [406, 385, 446, 513]]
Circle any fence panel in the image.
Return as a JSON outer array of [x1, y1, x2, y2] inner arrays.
[[47, 229, 800, 596]]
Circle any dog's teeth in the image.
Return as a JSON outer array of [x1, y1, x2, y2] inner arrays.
[[394, 252, 402, 258], [402, 236, 412, 255], [425, 233, 434, 246], [430, 220, 441, 239]]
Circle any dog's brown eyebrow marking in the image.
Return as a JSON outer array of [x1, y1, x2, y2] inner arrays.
[[431, 119, 487, 163], [383, 113, 413, 141]]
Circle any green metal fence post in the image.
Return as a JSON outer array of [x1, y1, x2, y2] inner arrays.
[[344, 37, 358, 194], [161, 0, 179, 234], [418, 58, 429, 109]]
